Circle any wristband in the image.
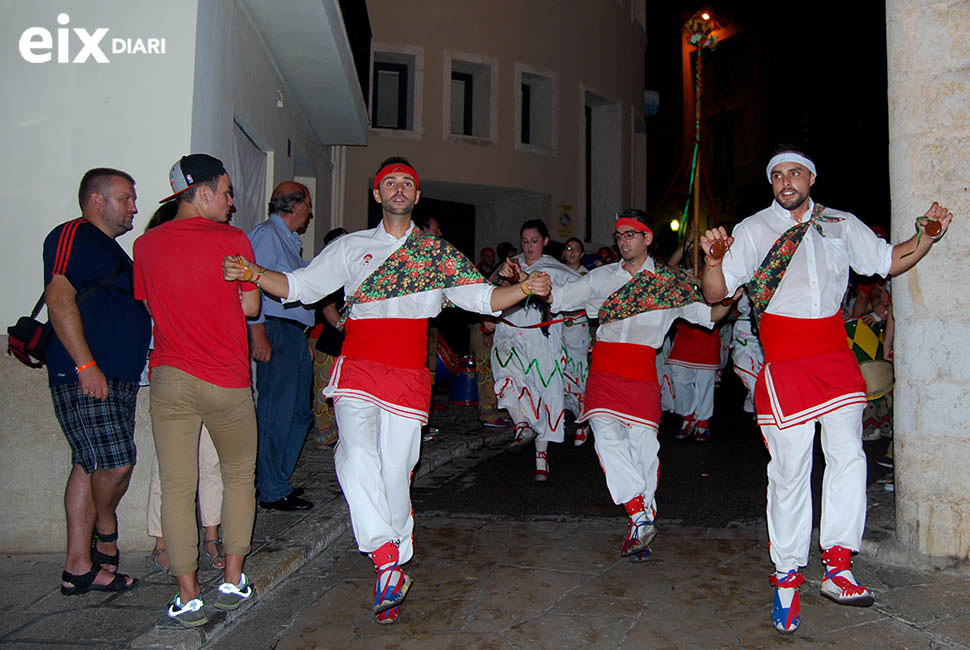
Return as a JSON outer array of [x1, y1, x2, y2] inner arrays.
[[253, 270, 263, 287], [76, 360, 97, 373]]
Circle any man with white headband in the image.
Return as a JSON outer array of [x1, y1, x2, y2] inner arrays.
[[550, 209, 734, 560], [222, 156, 552, 624], [700, 146, 953, 635]]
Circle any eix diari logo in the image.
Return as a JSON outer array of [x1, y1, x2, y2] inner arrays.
[[19, 13, 167, 63]]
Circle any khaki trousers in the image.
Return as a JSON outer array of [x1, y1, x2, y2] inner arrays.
[[149, 366, 257, 577]]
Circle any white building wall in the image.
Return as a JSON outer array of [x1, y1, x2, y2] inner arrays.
[[0, 0, 342, 552], [0, 0, 198, 553]]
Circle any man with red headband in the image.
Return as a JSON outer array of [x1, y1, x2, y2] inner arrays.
[[701, 145, 953, 635], [222, 156, 551, 624], [550, 209, 732, 561]]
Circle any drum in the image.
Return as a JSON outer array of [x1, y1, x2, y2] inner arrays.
[[844, 317, 884, 363], [844, 318, 891, 399], [449, 356, 479, 405], [435, 336, 458, 383]]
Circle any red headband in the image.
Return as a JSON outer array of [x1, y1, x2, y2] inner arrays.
[[614, 217, 652, 235], [374, 164, 419, 189]]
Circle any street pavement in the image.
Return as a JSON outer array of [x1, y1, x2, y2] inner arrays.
[[3, 399, 969, 649]]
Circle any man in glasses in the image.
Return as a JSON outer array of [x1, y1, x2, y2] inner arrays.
[[550, 209, 733, 561]]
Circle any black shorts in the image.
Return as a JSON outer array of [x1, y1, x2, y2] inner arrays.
[[51, 379, 139, 472]]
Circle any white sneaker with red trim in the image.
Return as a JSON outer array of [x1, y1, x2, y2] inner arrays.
[[820, 546, 874, 607]]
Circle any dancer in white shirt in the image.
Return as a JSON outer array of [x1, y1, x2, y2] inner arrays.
[[701, 146, 952, 635], [224, 157, 551, 624]]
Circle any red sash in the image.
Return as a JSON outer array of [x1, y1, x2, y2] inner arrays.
[[754, 313, 866, 429], [328, 318, 431, 422], [581, 342, 661, 428], [341, 318, 428, 368], [666, 321, 721, 369]]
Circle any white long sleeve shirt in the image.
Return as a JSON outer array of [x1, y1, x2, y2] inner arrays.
[[719, 199, 893, 318], [284, 222, 498, 319], [551, 256, 712, 347]]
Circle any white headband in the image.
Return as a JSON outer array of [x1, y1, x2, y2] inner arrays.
[[766, 153, 817, 182]]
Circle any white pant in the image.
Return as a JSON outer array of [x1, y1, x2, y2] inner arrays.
[[334, 396, 422, 563], [669, 365, 716, 421], [761, 403, 866, 572], [589, 416, 659, 517]]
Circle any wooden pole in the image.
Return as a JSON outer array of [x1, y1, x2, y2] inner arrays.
[[692, 157, 700, 276]]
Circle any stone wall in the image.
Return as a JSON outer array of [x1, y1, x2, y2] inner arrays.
[[887, 0, 970, 566]]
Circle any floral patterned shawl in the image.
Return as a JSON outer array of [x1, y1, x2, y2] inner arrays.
[[747, 203, 844, 328], [339, 228, 484, 325], [598, 264, 704, 324]]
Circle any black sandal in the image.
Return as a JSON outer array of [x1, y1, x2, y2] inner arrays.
[[91, 528, 119, 569], [61, 564, 138, 596]]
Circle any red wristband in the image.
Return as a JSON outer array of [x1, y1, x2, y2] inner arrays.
[[76, 360, 97, 373]]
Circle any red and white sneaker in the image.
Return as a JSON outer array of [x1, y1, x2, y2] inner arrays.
[[674, 414, 695, 439], [508, 424, 537, 453], [574, 426, 588, 446], [769, 569, 804, 634], [370, 541, 412, 614], [375, 604, 401, 624], [694, 419, 710, 442], [620, 497, 656, 557], [534, 451, 550, 482], [820, 546, 874, 607]]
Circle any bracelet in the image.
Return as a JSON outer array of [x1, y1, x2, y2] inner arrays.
[[704, 256, 721, 268], [253, 270, 263, 287], [76, 360, 97, 373]]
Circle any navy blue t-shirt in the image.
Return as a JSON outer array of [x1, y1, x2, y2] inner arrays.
[[42, 219, 151, 386]]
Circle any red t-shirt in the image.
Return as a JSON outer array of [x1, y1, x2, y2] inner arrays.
[[133, 217, 256, 388]]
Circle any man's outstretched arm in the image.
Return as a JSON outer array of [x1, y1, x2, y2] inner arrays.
[[889, 202, 953, 276]]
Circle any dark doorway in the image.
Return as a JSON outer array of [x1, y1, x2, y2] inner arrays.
[[367, 192, 479, 356], [367, 193, 477, 261]]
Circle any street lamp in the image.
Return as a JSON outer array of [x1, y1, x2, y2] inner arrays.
[[681, 8, 718, 274]]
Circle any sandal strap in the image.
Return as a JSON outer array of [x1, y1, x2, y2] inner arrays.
[[92, 530, 118, 543]]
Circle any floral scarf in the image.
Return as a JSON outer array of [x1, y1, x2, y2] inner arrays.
[[598, 263, 704, 324], [747, 203, 844, 328], [340, 228, 484, 326]]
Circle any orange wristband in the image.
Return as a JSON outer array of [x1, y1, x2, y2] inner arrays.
[[76, 360, 97, 373]]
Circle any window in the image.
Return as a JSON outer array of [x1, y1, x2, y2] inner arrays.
[[372, 50, 417, 131], [451, 71, 474, 136], [445, 55, 495, 140], [516, 66, 556, 153]]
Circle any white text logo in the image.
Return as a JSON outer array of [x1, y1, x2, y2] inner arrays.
[[19, 13, 166, 63]]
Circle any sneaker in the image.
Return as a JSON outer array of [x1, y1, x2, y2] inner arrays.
[[507, 425, 537, 453], [574, 426, 588, 446], [769, 570, 804, 634], [620, 514, 657, 557], [371, 541, 412, 614], [214, 573, 254, 610], [534, 450, 550, 482], [482, 416, 511, 428], [375, 604, 401, 624], [168, 594, 207, 627], [694, 426, 710, 442], [674, 415, 695, 440], [820, 546, 874, 607]]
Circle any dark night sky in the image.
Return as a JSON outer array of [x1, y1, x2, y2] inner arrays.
[[645, 2, 891, 233]]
